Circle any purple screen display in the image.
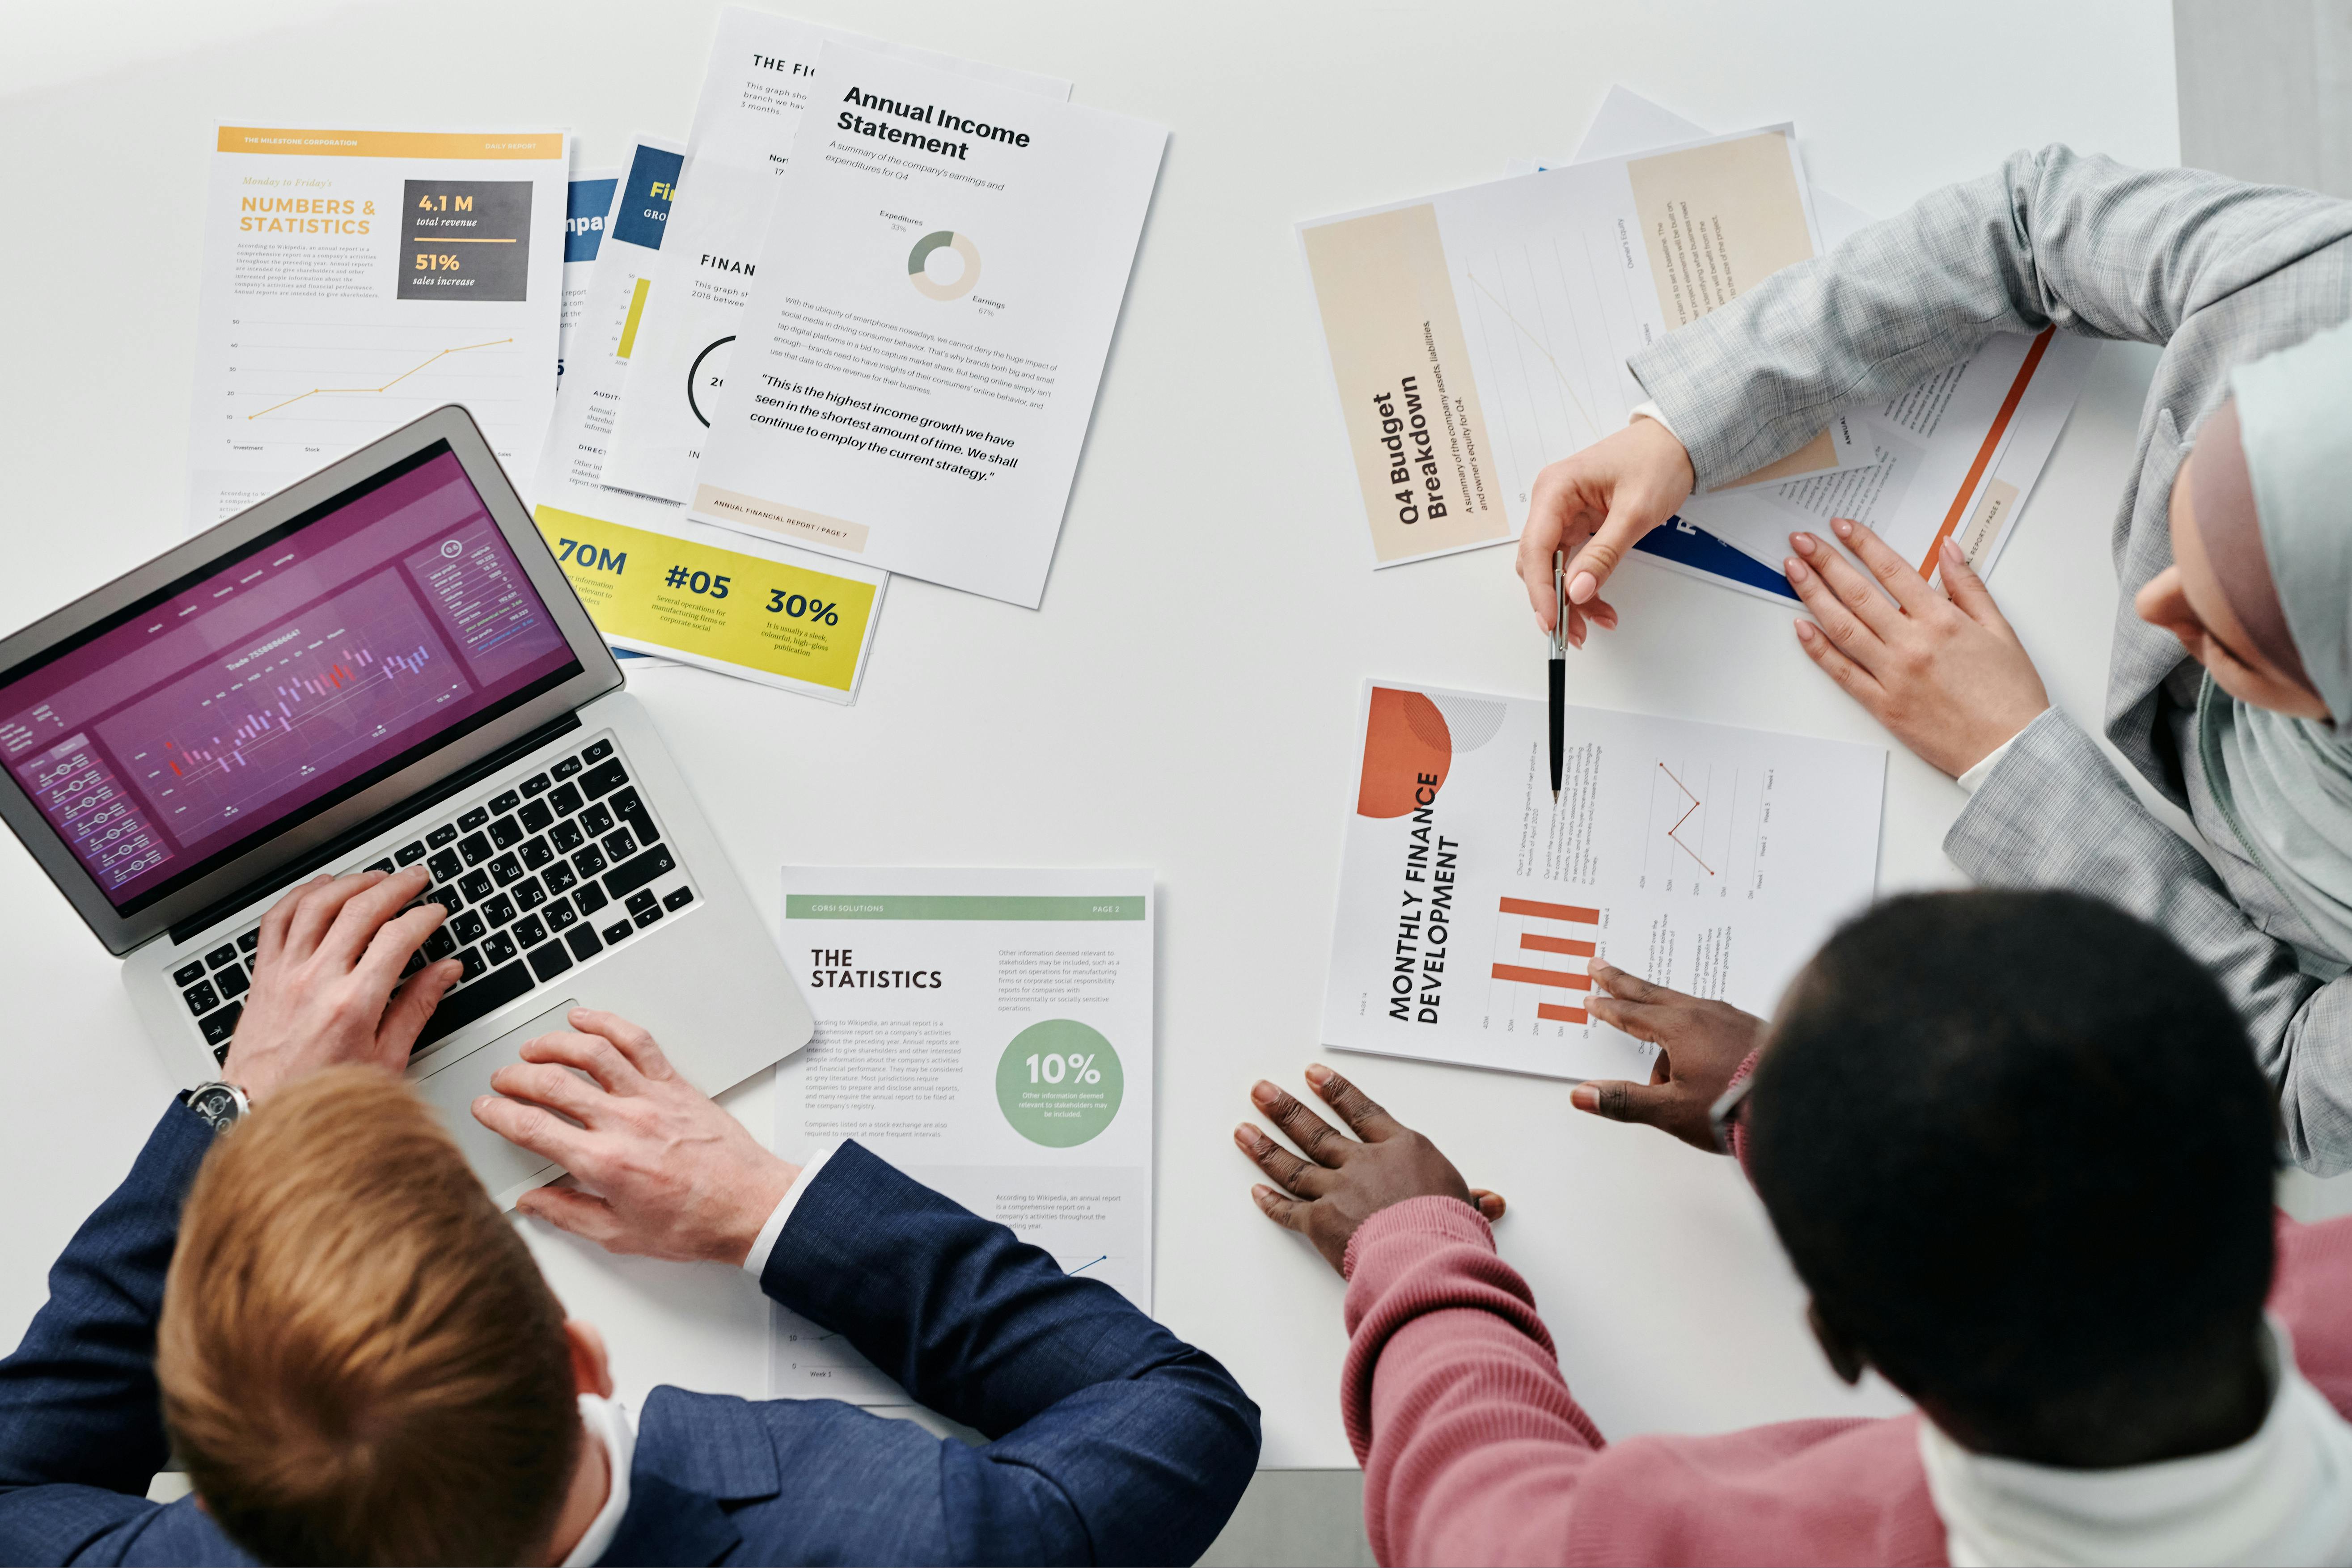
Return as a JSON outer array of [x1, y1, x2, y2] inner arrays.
[[0, 450, 576, 909]]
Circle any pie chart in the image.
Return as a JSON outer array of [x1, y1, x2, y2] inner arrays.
[[907, 230, 981, 300]]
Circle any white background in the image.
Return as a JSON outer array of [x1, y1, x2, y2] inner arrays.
[[0, 0, 2179, 1467]]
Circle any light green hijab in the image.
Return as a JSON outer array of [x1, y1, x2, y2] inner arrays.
[[2197, 317, 2352, 976]]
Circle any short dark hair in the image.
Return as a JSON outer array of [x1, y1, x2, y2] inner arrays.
[[1747, 890, 2276, 1445]]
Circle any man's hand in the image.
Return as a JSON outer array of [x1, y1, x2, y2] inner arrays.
[[1571, 960, 1764, 1151], [1785, 521, 2050, 777], [1517, 418, 1695, 643], [473, 1009, 797, 1266], [1235, 1064, 1503, 1276], [222, 867, 462, 1101]]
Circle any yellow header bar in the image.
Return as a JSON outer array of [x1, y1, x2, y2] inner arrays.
[[215, 127, 563, 160]]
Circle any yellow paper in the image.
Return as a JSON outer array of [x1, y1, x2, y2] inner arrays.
[[533, 506, 880, 696]]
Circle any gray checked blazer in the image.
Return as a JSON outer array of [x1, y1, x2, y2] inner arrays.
[[1627, 147, 2352, 1171]]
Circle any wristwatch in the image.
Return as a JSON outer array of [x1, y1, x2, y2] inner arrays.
[[181, 1081, 250, 1133]]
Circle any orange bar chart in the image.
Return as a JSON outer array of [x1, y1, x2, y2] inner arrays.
[[1490, 962, 1592, 991], [1537, 1003, 1588, 1024], [1522, 933, 1594, 957], [1499, 896, 1599, 924]]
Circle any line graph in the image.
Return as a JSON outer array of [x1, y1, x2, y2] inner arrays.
[[1657, 763, 1715, 876], [246, 338, 513, 419], [1464, 267, 1601, 438]]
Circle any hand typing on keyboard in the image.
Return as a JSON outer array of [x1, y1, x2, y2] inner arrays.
[[222, 867, 464, 1102]]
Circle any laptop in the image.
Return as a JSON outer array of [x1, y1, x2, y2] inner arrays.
[[0, 407, 812, 1206]]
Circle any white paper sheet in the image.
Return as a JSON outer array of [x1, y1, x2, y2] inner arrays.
[[189, 125, 568, 529], [1320, 680, 1883, 1081], [771, 868, 1155, 1405]]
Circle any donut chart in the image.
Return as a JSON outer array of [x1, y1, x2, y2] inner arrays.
[[907, 230, 981, 300]]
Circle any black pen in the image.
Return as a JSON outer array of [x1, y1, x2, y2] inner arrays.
[[1549, 549, 1565, 803]]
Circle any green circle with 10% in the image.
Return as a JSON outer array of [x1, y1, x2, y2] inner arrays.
[[995, 1020, 1123, 1148], [659, 563, 840, 624]]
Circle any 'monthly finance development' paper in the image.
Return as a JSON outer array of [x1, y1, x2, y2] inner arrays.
[[190, 126, 568, 529], [690, 41, 1168, 608], [1321, 681, 1882, 1081], [1297, 128, 1867, 569], [771, 868, 1154, 1405], [596, 7, 1068, 506]]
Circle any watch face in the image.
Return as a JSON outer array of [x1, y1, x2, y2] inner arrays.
[[192, 1086, 239, 1125]]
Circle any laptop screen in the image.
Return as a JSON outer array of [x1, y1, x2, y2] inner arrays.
[[0, 443, 579, 915]]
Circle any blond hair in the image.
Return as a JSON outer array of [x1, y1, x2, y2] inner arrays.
[[157, 1067, 580, 1566]]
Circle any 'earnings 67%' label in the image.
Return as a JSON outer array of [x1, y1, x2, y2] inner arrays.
[[532, 505, 881, 696]]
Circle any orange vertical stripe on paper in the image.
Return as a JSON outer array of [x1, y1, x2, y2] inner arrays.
[[1498, 897, 1601, 925], [1917, 326, 2055, 575], [1537, 1003, 1588, 1024], [1522, 934, 1595, 957], [1492, 963, 1593, 991]]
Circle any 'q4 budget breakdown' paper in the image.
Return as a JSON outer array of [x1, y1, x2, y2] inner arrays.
[[190, 126, 568, 530], [1321, 681, 1884, 1082]]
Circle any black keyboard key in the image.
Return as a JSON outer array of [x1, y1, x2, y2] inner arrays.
[[513, 913, 547, 948], [663, 886, 695, 912], [601, 919, 632, 945], [367, 858, 396, 875], [566, 925, 604, 962], [544, 861, 577, 895], [401, 950, 426, 980], [625, 889, 659, 916], [395, 841, 427, 865], [206, 944, 237, 969], [427, 824, 459, 849], [573, 845, 607, 878], [544, 900, 577, 932], [424, 882, 462, 913], [634, 905, 664, 930], [237, 930, 259, 953], [173, 960, 206, 988], [519, 799, 554, 834], [490, 853, 524, 887], [553, 756, 585, 780], [413, 961, 534, 1052], [527, 940, 572, 984], [601, 828, 638, 862], [610, 786, 661, 848], [490, 789, 521, 814], [455, 945, 487, 982], [550, 782, 584, 816], [458, 807, 491, 832], [459, 869, 494, 902], [520, 772, 552, 797], [581, 802, 614, 837], [426, 848, 461, 881], [213, 1043, 231, 1067], [574, 883, 609, 917], [515, 878, 546, 911], [581, 760, 627, 799], [550, 820, 584, 854], [200, 1002, 242, 1047], [582, 739, 613, 764], [216, 965, 250, 999], [605, 845, 677, 901], [482, 931, 518, 967], [182, 981, 220, 1016], [489, 816, 525, 850], [459, 832, 494, 866], [520, 837, 554, 871], [452, 910, 487, 945], [483, 893, 517, 928], [424, 928, 457, 960]]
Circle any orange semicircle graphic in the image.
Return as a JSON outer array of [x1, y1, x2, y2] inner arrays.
[[1357, 688, 1453, 818]]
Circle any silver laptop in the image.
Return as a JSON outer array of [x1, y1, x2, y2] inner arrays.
[[0, 407, 812, 1206]]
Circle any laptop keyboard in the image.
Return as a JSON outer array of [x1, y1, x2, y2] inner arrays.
[[176, 735, 699, 1067]]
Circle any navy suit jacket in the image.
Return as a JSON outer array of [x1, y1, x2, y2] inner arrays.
[[0, 1103, 1260, 1565]]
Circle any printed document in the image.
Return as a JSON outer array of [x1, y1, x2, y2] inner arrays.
[[190, 126, 568, 529], [690, 42, 1169, 607], [559, 166, 619, 391], [597, 8, 1068, 504], [771, 868, 1154, 1404], [1298, 129, 1865, 568], [1322, 681, 1882, 1081]]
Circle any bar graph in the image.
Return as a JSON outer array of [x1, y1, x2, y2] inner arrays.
[[1489, 896, 1599, 1028]]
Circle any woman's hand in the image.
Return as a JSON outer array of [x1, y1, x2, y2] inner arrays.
[[1572, 961, 1766, 1152], [1785, 520, 2050, 777], [1236, 1065, 1504, 1276], [1517, 418, 1695, 645]]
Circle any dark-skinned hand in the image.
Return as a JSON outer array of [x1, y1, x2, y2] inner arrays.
[[1235, 1063, 1504, 1276], [1569, 959, 1765, 1151]]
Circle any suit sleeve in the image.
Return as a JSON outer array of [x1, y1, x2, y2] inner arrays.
[[0, 1102, 215, 1562], [1628, 145, 2352, 489], [760, 1141, 1260, 1565]]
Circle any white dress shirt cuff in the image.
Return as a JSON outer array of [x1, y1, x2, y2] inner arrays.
[[1956, 725, 2035, 795], [741, 1137, 846, 1277], [1628, 399, 1681, 444]]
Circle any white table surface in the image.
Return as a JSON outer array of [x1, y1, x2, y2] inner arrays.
[[0, 0, 2179, 1467]]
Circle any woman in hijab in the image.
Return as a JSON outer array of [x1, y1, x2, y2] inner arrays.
[[1514, 148, 2352, 1171]]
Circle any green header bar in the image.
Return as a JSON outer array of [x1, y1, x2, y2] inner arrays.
[[786, 894, 1146, 922]]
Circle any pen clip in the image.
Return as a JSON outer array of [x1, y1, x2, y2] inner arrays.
[[1550, 549, 1566, 657]]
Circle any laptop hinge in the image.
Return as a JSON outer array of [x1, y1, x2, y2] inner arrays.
[[166, 712, 584, 947]]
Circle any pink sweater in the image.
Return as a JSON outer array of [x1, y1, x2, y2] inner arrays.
[[1340, 1199, 2352, 1567]]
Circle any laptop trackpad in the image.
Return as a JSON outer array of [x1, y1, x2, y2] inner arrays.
[[414, 999, 578, 1208]]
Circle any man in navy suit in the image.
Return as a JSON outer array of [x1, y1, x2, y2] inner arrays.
[[0, 867, 1259, 1565]]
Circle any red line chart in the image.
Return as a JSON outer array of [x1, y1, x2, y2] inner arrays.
[[1657, 763, 1716, 876]]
